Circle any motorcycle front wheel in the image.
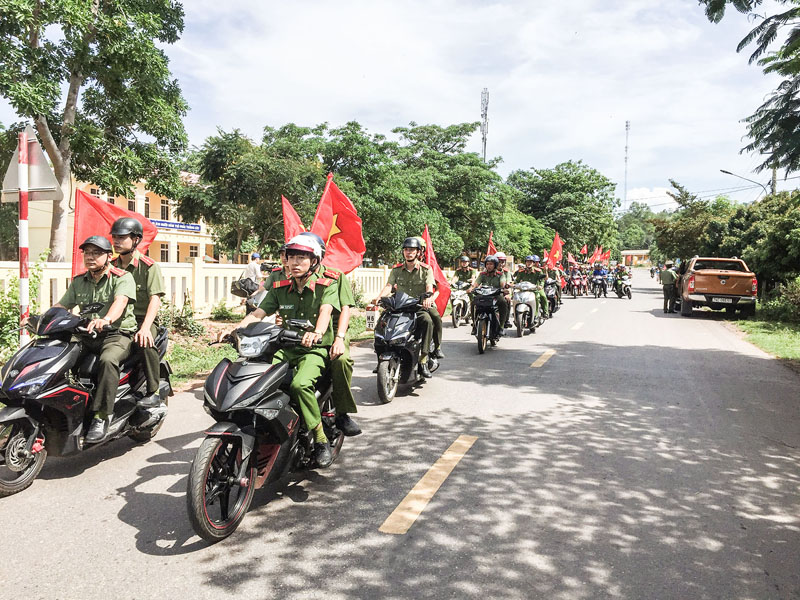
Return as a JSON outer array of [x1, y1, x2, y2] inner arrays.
[[0, 421, 47, 497], [516, 314, 524, 337], [626, 288, 632, 300], [451, 304, 461, 328], [476, 319, 487, 354], [187, 436, 257, 543], [377, 358, 400, 404]]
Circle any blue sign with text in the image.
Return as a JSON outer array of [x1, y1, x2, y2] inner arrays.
[[150, 219, 201, 232]]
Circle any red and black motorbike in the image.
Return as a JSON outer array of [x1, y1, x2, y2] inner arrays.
[[186, 320, 345, 542], [0, 304, 171, 497]]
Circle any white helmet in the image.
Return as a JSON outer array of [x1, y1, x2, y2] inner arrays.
[[285, 234, 324, 261], [495, 251, 506, 260]]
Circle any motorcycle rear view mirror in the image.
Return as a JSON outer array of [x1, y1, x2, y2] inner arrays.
[[79, 302, 105, 316]]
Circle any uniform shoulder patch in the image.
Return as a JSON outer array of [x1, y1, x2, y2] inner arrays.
[[316, 278, 332, 287], [109, 266, 125, 277], [140, 255, 155, 266], [392, 262, 403, 268], [419, 262, 431, 269], [273, 279, 291, 289], [323, 269, 341, 280], [271, 266, 283, 272]]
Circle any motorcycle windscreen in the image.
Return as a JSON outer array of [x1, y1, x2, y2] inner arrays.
[[384, 314, 414, 344]]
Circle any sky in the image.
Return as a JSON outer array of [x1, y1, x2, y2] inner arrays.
[[1, 0, 793, 211]]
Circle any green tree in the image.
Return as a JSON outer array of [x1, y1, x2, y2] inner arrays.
[[0, 0, 188, 261], [0, 123, 18, 259], [507, 160, 619, 256], [700, 0, 800, 172]]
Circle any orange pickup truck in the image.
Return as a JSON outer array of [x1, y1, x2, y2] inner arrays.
[[678, 256, 757, 317]]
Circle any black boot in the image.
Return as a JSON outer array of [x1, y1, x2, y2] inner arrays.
[[430, 348, 445, 359], [315, 441, 333, 468], [420, 362, 433, 378], [137, 392, 160, 408], [85, 417, 108, 443], [335, 414, 362, 437]]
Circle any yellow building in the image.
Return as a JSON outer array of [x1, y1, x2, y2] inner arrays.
[[620, 249, 650, 266], [28, 179, 217, 264]]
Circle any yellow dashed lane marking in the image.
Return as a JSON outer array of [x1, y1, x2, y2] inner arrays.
[[572, 322, 584, 330], [530, 349, 556, 368], [379, 435, 478, 535]]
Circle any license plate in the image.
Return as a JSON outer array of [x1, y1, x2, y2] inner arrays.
[[714, 297, 733, 304]]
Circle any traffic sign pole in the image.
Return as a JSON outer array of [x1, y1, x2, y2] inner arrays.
[[18, 130, 30, 345]]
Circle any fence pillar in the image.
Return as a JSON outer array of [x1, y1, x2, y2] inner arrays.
[[191, 257, 204, 310]]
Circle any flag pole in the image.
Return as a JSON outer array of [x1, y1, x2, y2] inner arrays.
[[18, 128, 30, 346]]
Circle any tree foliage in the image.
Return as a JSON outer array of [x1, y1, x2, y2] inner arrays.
[[506, 160, 619, 256], [700, 0, 800, 172], [0, 0, 188, 260]]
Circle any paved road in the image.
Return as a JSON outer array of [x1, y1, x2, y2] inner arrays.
[[2, 270, 799, 599]]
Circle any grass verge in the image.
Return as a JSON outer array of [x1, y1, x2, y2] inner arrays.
[[735, 315, 800, 369], [167, 342, 237, 389]]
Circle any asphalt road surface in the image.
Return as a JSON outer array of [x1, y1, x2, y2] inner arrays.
[[2, 270, 799, 600]]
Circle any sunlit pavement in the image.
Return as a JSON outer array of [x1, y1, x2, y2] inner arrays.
[[2, 269, 798, 599]]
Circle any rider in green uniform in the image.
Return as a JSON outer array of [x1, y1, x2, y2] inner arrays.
[[55, 236, 137, 443], [521, 255, 549, 319], [220, 234, 340, 468], [468, 255, 509, 334]]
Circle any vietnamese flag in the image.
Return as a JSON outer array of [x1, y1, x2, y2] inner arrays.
[[543, 249, 549, 264], [310, 173, 366, 273], [600, 249, 611, 263], [548, 232, 564, 268], [282, 195, 306, 241], [487, 230, 497, 256], [580, 244, 588, 255], [567, 252, 577, 265], [72, 189, 157, 277], [421, 225, 451, 315]]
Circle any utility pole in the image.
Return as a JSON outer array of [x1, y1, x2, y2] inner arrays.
[[480, 88, 489, 163], [771, 164, 777, 195], [624, 120, 630, 212]]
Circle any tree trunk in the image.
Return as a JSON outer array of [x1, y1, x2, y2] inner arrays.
[[48, 168, 71, 262]]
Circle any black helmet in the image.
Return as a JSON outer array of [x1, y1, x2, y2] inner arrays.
[[484, 255, 499, 267], [460, 255, 470, 262], [298, 232, 327, 258], [79, 235, 112, 253], [525, 255, 536, 262], [402, 237, 423, 250], [110, 217, 143, 238]]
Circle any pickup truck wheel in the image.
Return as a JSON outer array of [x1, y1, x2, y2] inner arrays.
[[680, 299, 692, 317]]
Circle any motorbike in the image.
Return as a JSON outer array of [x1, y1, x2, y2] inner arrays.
[[473, 285, 503, 354], [614, 275, 633, 299], [569, 273, 582, 298], [581, 273, 589, 296], [449, 281, 472, 328], [373, 292, 439, 404], [187, 320, 345, 542], [512, 282, 538, 337], [544, 278, 560, 315], [592, 275, 607, 298], [0, 304, 171, 497]]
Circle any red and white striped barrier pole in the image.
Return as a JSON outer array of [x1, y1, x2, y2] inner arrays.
[[18, 129, 30, 346]]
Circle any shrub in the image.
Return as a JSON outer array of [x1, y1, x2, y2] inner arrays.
[[158, 299, 205, 337], [0, 255, 47, 363], [210, 300, 240, 321], [759, 276, 800, 323], [350, 278, 366, 309]]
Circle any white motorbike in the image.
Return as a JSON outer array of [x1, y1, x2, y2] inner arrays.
[[512, 281, 539, 337], [450, 281, 472, 328]]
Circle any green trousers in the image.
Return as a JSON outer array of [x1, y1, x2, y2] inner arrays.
[[536, 290, 549, 317], [135, 319, 160, 395], [331, 342, 357, 414], [273, 346, 329, 431], [81, 332, 132, 416], [415, 305, 443, 362]]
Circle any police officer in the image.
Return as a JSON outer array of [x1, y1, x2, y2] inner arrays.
[[450, 255, 476, 285], [468, 255, 509, 332], [373, 237, 443, 378], [54, 236, 137, 443], [592, 262, 609, 297], [526, 255, 549, 319], [296, 232, 361, 437], [110, 217, 165, 408], [219, 234, 340, 467], [659, 260, 679, 313]]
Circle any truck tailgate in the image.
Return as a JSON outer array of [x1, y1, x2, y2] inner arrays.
[[693, 270, 753, 295]]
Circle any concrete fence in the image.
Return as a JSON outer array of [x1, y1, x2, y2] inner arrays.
[[0, 261, 452, 317]]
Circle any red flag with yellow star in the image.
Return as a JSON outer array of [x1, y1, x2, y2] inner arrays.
[[310, 173, 366, 273], [421, 224, 451, 315], [487, 230, 497, 256], [547, 232, 563, 268], [282, 195, 306, 242]]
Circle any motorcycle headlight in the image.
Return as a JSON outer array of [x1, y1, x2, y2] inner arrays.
[[238, 335, 271, 357], [10, 374, 50, 396]]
